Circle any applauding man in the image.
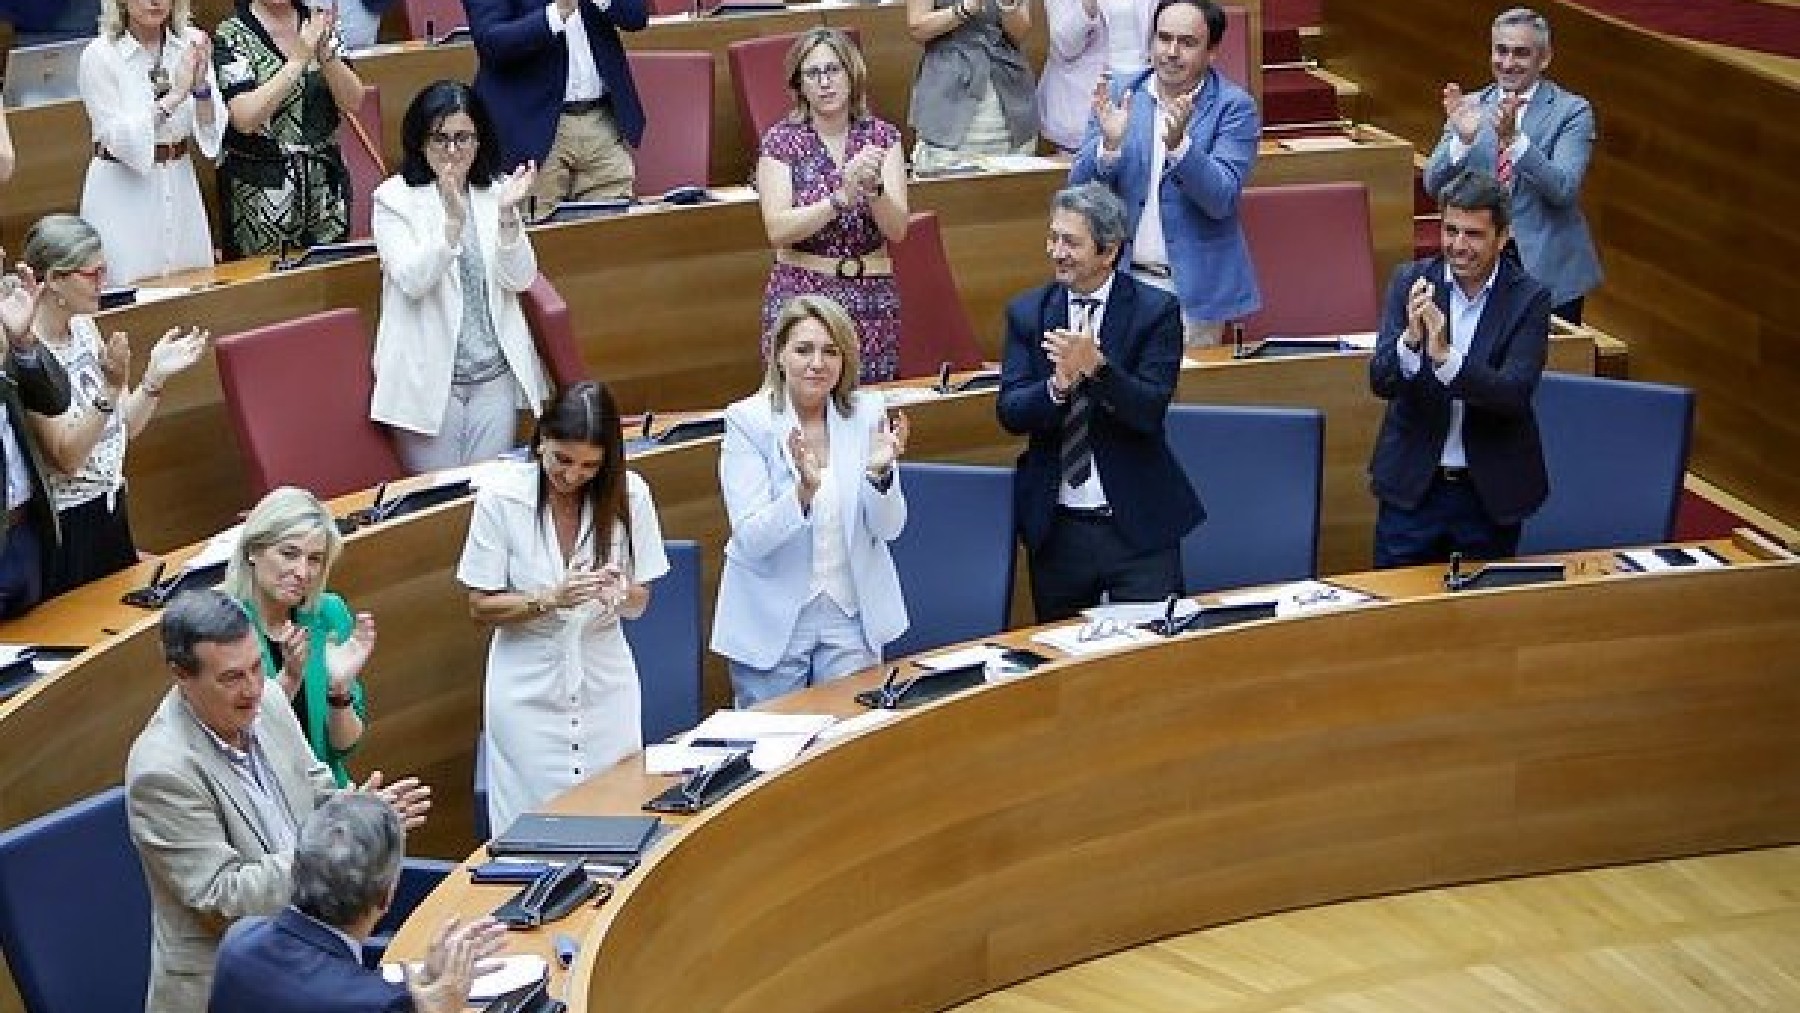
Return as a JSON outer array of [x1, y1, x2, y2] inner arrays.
[[1070, 0, 1259, 347]]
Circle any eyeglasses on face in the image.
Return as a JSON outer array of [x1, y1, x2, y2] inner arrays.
[[427, 130, 479, 150], [67, 263, 107, 283], [799, 63, 846, 85]]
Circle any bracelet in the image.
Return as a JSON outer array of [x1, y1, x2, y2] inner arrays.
[[325, 690, 354, 709], [190, 84, 213, 100]]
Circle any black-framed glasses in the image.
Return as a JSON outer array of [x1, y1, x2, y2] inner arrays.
[[428, 130, 479, 150], [799, 63, 846, 85]]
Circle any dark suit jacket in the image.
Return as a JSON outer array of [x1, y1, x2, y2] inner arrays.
[[997, 272, 1204, 552], [0, 344, 73, 551], [209, 908, 409, 1013], [1367, 252, 1551, 526], [466, 0, 648, 171]]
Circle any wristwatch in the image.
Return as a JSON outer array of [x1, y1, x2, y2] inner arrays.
[[92, 396, 116, 415]]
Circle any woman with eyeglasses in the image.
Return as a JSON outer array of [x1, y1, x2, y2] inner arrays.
[[756, 28, 908, 384], [19, 214, 208, 597], [78, 0, 225, 285], [907, 0, 1039, 172], [458, 381, 668, 836], [371, 79, 546, 474], [212, 0, 366, 257]]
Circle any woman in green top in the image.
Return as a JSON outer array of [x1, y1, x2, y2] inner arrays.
[[221, 485, 374, 786]]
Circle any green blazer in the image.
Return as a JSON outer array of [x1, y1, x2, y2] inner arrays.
[[241, 591, 368, 786]]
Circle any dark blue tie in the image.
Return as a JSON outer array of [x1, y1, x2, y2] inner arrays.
[[1062, 297, 1102, 487]]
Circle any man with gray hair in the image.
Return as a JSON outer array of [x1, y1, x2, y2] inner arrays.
[[1423, 6, 1601, 323], [998, 182, 1204, 622], [127, 589, 433, 1013], [208, 794, 507, 1012]]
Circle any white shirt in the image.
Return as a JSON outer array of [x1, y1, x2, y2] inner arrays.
[[4, 348, 43, 511], [1396, 262, 1499, 468], [1057, 274, 1115, 509], [1110, 81, 1199, 289], [808, 463, 857, 614], [546, 1, 609, 104]]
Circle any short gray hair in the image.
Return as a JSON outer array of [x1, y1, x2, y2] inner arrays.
[[22, 214, 103, 278], [291, 794, 405, 929], [1492, 7, 1551, 48], [161, 590, 253, 676], [1051, 183, 1129, 254]]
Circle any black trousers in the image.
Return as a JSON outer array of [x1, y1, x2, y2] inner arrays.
[[1027, 508, 1183, 624]]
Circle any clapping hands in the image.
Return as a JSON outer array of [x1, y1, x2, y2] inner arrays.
[[144, 326, 209, 391], [0, 261, 43, 350], [409, 917, 507, 1013], [1442, 83, 1482, 144], [496, 161, 537, 218], [843, 145, 885, 200], [866, 411, 909, 476], [1404, 276, 1450, 363], [325, 611, 376, 694], [1091, 74, 1128, 152], [358, 769, 432, 829]]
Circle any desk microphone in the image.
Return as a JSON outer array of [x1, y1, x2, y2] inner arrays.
[[1231, 321, 1248, 359], [143, 560, 167, 594], [1443, 551, 1467, 591], [640, 411, 655, 440], [936, 361, 952, 395]]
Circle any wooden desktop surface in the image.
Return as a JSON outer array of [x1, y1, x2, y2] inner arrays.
[[376, 531, 1800, 1012]]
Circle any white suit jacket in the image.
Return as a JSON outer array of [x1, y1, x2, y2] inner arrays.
[[710, 390, 909, 670], [125, 685, 336, 1013], [369, 174, 550, 435]]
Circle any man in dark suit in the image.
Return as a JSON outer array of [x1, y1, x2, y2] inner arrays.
[[466, 0, 648, 211], [0, 262, 73, 618], [1368, 169, 1551, 568], [208, 793, 504, 1013], [998, 182, 1205, 622]]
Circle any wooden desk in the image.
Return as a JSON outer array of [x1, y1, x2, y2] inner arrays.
[[379, 531, 1800, 1012]]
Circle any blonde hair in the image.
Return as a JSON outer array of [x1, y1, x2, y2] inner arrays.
[[762, 295, 861, 417], [222, 487, 344, 615], [99, 0, 193, 41], [782, 28, 871, 123]]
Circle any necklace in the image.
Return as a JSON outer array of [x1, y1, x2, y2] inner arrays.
[[147, 24, 171, 100]]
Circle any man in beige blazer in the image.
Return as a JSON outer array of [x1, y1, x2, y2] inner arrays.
[[125, 589, 430, 1013]]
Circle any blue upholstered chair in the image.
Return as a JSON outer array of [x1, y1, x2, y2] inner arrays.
[[0, 787, 151, 1013], [886, 463, 1016, 659], [362, 858, 458, 968], [475, 540, 704, 841], [1165, 404, 1325, 594], [1518, 371, 1695, 554]]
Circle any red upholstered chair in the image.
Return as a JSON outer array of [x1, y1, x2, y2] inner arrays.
[[1238, 181, 1379, 342], [520, 274, 590, 392], [726, 28, 862, 155], [337, 84, 384, 240], [402, 0, 466, 39], [893, 211, 986, 378], [216, 309, 405, 500], [625, 51, 714, 196], [1217, 5, 1252, 90]]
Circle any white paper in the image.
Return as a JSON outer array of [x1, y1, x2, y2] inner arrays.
[[1617, 547, 1727, 573], [1338, 331, 1379, 350], [915, 645, 1005, 671], [0, 645, 30, 668], [1215, 580, 1374, 618], [1031, 623, 1157, 656], [881, 386, 942, 407], [815, 709, 898, 741], [1082, 599, 1199, 625], [131, 286, 190, 303], [644, 743, 741, 776], [178, 526, 243, 574], [679, 710, 835, 743], [1278, 135, 1359, 152], [382, 953, 549, 1001]]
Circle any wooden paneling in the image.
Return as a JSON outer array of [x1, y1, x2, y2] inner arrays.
[[1321, 0, 1800, 529]]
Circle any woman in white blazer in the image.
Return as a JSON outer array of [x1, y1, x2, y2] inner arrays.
[[370, 79, 549, 474], [712, 295, 912, 706]]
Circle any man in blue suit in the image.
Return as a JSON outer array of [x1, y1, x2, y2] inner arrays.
[[208, 794, 504, 1013], [1368, 170, 1551, 569], [1070, 0, 1259, 347], [999, 183, 1204, 623], [467, 0, 648, 211], [1423, 6, 1601, 323]]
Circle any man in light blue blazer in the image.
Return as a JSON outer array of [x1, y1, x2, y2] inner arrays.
[[1423, 6, 1602, 323], [1070, 0, 1260, 346]]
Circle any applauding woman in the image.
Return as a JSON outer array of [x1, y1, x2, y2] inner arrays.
[[757, 29, 908, 384], [907, 0, 1038, 171], [222, 486, 375, 786], [79, 0, 225, 284], [458, 382, 668, 836], [20, 215, 208, 597], [712, 295, 910, 707], [372, 80, 546, 473]]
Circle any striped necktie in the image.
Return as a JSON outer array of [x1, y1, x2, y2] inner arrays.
[[1061, 297, 1102, 487]]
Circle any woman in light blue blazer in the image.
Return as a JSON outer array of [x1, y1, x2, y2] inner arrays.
[[712, 295, 911, 706]]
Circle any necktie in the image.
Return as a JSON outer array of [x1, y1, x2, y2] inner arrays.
[[1496, 141, 1515, 189], [1062, 297, 1102, 487]]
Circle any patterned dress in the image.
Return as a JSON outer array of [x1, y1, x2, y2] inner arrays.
[[759, 115, 903, 384], [212, 3, 349, 258]]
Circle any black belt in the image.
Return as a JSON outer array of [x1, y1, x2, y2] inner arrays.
[[561, 98, 610, 116], [1436, 466, 1471, 483], [1056, 504, 1114, 521]]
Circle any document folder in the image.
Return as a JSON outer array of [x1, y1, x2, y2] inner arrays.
[[489, 813, 659, 857]]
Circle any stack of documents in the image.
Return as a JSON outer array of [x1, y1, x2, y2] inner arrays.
[[1214, 580, 1375, 617], [383, 954, 548, 1001], [646, 711, 836, 774]]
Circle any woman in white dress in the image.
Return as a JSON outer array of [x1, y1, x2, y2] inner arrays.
[[457, 381, 668, 836], [78, 0, 226, 285]]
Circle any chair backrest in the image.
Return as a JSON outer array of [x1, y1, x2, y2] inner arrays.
[[1518, 371, 1695, 554], [894, 210, 987, 378], [622, 539, 704, 744], [626, 51, 714, 196], [336, 83, 384, 240], [726, 28, 863, 155], [216, 308, 406, 499], [1166, 404, 1323, 593], [1216, 5, 1252, 90], [520, 274, 590, 393], [887, 463, 1016, 658], [1238, 181, 1378, 342], [401, 0, 465, 39], [0, 787, 151, 1013]]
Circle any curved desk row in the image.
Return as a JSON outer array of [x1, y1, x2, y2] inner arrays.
[[378, 531, 1800, 1013]]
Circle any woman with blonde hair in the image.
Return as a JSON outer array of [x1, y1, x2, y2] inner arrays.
[[756, 28, 909, 383], [78, 0, 226, 284], [712, 295, 910, 706], [222, 485, 375, 786]]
